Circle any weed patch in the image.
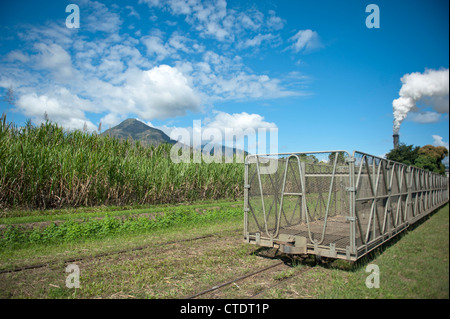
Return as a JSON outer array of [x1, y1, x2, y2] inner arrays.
[[0, 207, 242, 249]]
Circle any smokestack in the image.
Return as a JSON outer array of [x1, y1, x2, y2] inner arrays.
[[393, 134, 399, 149]]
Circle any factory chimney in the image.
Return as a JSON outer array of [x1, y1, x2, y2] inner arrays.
[[393, 134, 399, 149]]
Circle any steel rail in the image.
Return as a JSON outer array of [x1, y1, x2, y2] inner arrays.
[[0, 234, 216, 275], [185, 261, 286, 299], [248, 265, 314, 299]]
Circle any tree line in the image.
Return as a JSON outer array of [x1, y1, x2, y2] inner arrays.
[[386, 143, 448, 175]]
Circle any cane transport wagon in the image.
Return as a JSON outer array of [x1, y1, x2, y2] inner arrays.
[[244, 151, 448, 261]]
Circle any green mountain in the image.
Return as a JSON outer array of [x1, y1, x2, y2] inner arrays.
[[101, 118, 176, 146], [102, 118, 248, 156]]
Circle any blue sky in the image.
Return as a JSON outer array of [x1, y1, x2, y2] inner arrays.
[[0, 0, 448, 159]]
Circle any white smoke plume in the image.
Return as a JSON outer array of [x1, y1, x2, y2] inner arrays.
[[392, 68, 449, 133]]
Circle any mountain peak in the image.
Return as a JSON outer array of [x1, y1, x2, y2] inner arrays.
[[101, 118, 175, 146]]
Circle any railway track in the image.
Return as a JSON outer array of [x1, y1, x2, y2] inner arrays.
[[0, 227, 246, 275], [2, 228, 316, 299], [248, 265, 313, 299], [185, 261, 286, 299], [185, 255, 316, 299], [0, 233, 218, 275]]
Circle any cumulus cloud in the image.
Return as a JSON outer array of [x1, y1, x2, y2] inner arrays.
[[179, 51, 300, 101], [126, 5, 141, 19], [140, 0, 286, 43], [266, 10, 286, 30], [34, 43, 74, 81], [288, 29, 322, 53], [159, 110, 277, 136], [100, 112, 125, 129], [204, 111, 278, 152], [141, 35, 175, 61], [18, 22, 74, 47], [432, 135, 449, 166], [79, 0, 123, 33], [1, 0, 308, 133], [206, 110, 276, 130], [123, 64, 202, 119], [238, 33, 279, 49], [406, 111, 443, 124], [432, 135, 449, 149], [16, 88, 96, 131], [11, 62, 202, 130], [211, 72, 296, 100], [162, 110, 278, 155], [5, 50, 30, 63]]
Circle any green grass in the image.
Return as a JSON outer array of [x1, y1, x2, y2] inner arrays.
[[0, 203, 447, 299], [287, 204, 449, 298], [0, 204, 243, 250], [0, 213, 254, 299], [0, 209, 243, 273], [0, 199, 242, 224]]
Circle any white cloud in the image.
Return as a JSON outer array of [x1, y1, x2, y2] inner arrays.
[[34, 43, 74, 81], [100, 113, 125, 129], [235, 9, 264, 31], [168, 33, 205, 54], [211, 72, 297, 100], [407, 111, 442, 124], [5, 50, 30, 63], [138, 0, 161, 6], [16, 88, 96, 131], [159, 110, 277, 153], [1, 0, 309, 133], [288, 29, 322, 53], [205, 110, 276, 131], [126, 5, 141, 19], [178, 50, 299, 101], [238, 33, 278, 49], [10, 62, 202, 129], [79, 0, 123, 33], [266, 10, 286, 31], [18, 22, 73, 47], [432, 135, 449, 166], [97, 59, 125, 81], [432, 135, 449, 149], [204, 111, 278, 152], [69, 64, 202, 120], [123, 64, 202, 119], [140, 0, 286, 44], [141, 35, 175, 61]]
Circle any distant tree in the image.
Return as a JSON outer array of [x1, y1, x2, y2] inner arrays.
[[415, 145, 448, 175], [299, 154, 318, 163], [328, 151, 348, 164], [385, 143, 420, 166], [386, 143, 448, 175]]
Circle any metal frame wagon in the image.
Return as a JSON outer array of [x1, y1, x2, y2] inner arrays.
[[244, 150, 449, 261]]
